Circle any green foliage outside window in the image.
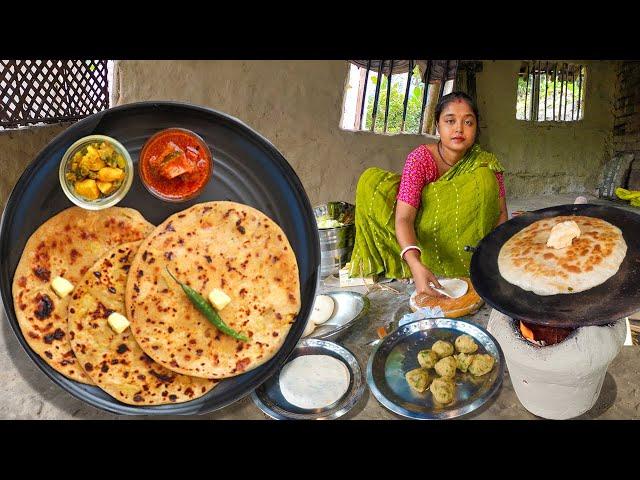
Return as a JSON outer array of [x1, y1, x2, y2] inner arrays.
[[363, 65, 425, 133]]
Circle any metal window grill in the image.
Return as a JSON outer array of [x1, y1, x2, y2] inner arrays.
[[0, 60, 109, 129], [347, 60, 459, 135], [516, 61, 585, 122]]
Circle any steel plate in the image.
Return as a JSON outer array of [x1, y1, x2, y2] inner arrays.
[[251, 338, 365, 420], [367, 318, 504, 419]]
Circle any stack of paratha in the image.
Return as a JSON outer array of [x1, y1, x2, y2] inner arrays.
[[12, 207, 154, 384], [498, 215, 627, 295], [12, 201, 301, 406], [68, 241, 217, 405]]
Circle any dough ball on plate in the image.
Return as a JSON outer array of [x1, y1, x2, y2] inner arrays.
[[405, 367, 431, 393], [417, 349, 439, 369], [434, 356, 457, 378], [469, 354, 495, 377], [455, 334, 478, 354], [430, 377, 456, 404], [432, 340, 454, 358], [455, 352, 474, 373], [310, 295, 334, 325]]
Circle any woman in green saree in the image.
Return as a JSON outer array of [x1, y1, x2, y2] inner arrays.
[[350, 92, 508, 297]]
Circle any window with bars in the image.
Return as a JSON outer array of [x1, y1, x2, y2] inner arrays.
[[516, 61, 585, 122], [0, 60, 111, 130], [341, 60, 459, 135]]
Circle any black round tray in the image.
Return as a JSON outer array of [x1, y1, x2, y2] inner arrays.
[[0, 101, 320, 415], [470, 204, 640, 328]]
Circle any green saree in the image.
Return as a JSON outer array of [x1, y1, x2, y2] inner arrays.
[[349, 144, 504, 279]]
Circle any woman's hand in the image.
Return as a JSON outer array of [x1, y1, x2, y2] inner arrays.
[[396, 200, 445, 298], [411, 261, 446, 298]]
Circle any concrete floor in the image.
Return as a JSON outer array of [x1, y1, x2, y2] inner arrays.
[[1, 193, 639, 419]]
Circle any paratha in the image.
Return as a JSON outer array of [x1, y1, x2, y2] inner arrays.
[[12, 207, 154, 383], [498, 215, 626, 295], [68, 241, 217, 405], [126, 201, 300, 379], [410, 278, 483, 318]]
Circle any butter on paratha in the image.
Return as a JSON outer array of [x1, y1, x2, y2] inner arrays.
[[12, 207, 154, 383], [126, 201, 301, 379], [68, 241, 217, 405], [498, 215, 626, 295]]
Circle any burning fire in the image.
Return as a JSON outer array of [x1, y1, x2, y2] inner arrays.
[[519, 321, 574, 346], [519, 321, 535, 342]]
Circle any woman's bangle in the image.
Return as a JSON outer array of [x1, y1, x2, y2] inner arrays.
[[400, 245, 422, 261]]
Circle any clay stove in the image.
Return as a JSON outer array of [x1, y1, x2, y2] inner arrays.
[[488, 309, 626, 419], [469, 202, 640, 420]]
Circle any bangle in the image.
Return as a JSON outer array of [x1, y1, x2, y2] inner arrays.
[[400, 245, 422, 261]]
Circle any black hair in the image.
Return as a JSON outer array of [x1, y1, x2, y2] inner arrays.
[[434, 91, 480, 142]]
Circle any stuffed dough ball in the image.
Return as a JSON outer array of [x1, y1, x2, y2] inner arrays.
[[430, 377, 456, 404], [455, 334, 478, 354], [417, 349, 439, 369], [455, 352, 474, 373], [434, 356, 457, 378], [405, 368, 432, 393], [468, 354, 495, 377], [431, 340, 454, 358]]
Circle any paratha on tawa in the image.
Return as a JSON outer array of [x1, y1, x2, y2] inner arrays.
[[68, 242, 217, 405], [411, 278, 483, 318], [126, 201, 301, 379], [12, 207, 154, 383], [498, 215, 627, 295]]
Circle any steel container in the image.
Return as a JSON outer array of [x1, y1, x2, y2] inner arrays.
[[313, 201, 355, 278]]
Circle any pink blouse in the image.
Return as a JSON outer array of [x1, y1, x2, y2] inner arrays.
[[397, 145, 506, 209]]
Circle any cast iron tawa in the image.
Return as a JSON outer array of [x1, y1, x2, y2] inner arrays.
[[0, 101, 320, 415], [470, 204, 640, 328]]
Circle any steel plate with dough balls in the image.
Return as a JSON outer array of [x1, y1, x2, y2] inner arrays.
[[126, 201, 301, 379], [498, 215, 626, 295], [0, 101, 320, 415], [470, 204, 640, 328], [366, 318, 504, 420], [68, 241, 218, 405], [11, 207, 154, 384]]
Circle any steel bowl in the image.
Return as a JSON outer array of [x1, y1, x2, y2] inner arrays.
[[314, 201, 355, 278]]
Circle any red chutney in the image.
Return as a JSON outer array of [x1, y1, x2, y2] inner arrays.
[[139, 128, 212, 201]]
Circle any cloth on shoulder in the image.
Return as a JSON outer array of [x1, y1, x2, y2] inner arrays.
[[350, 144, 504, 279]]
